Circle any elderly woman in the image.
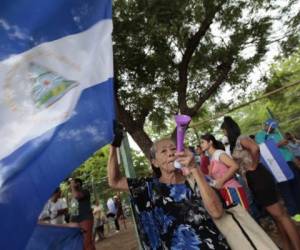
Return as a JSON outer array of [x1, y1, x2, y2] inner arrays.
[[107, 138, 230, 249]]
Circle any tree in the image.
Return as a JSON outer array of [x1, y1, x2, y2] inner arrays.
[[217, 47, 300, 136], [64, 146, 150, 203], [113, 0, 300, 157]]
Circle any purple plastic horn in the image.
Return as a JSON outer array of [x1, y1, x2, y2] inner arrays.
[[174, 114, 191, 169], [175, 114, 191, 152]]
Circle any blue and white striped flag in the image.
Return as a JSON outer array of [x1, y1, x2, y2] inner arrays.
[[0, 0, 114, 249], [259, 139, 294, 183]]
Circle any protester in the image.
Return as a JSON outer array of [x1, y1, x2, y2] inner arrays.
[[200, 134, 249, 210], [39, 187, 68, 224], [195, 144, 210, 175], [107, 133, 230, 249], [106, 196, 120, 233], [93, 201, 106, 241], [69, 178, 95, 250], [285, 132, 300, 161], [114, 194, 127, 230], [221, 116, 300, 250], [256, 119, 300, 222]]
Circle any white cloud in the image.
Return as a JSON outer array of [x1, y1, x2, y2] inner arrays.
[[0, 18, 33, 42]]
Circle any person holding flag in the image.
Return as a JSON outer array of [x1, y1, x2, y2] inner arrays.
[[256, 119, 300, 222], [221, 116, 300, 250]]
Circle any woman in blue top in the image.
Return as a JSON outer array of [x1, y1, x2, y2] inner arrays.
[[107, 138, 230, 250]]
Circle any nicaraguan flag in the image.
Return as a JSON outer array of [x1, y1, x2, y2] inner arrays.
[[0, 0, 114, 249], [25, 224, 83, 250], [259, 139, 294, 183]]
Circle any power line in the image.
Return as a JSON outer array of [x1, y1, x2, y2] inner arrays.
[[190, 80, 300, 128]]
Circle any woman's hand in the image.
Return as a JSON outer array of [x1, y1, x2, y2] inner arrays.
[[175, 149, 197, 169]]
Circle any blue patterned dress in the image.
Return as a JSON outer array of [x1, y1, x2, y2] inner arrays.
[[127, 177, 230, 250]]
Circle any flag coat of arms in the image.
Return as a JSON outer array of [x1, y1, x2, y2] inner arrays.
[[0, 0, 114, 249], [259, 139, 294, 183]]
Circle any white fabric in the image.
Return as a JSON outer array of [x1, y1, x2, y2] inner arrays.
[[211, 150, 226, 161], [39, 198, 67, 224], [107, 198, 117, 214]]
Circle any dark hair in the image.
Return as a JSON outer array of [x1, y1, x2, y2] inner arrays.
[[74, 178, 83, 186], [201, 134, 225, 150], [188, 146, 196, 154], [249, 134, 255, 140], [220, 116, 241, 153]]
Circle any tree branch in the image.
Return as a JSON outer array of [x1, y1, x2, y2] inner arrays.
[[178, 1, 226, 113], [188, 56, 234, 117]]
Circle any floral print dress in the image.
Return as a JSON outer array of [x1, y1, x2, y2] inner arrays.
[[127, 177, 230, 250]]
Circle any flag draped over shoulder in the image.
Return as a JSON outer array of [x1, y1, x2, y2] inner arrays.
[[0, 0, 114, 249], [259, 139, 294, 182]]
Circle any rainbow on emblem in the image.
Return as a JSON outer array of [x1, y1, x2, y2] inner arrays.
[[29, 62, 79, 109]]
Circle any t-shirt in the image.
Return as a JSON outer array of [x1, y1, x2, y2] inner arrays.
[[107, 198, 117, 214], [199, 155, 210, 175], [287, 141, 300, 157], [127, 177, 229, 250], [211, 149, 226, 161], [39, 198, 67, 224], [70, 189, 93, 223], [255, 130, 293, 162], [93, 205, 106, 226], [210, 150, 241, 188], [232, 135, 254, 175]]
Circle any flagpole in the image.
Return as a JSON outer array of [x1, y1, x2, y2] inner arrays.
[[119, 132, 143, 250]]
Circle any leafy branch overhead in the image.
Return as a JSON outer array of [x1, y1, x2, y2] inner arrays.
[[113, 0, 300, 155]]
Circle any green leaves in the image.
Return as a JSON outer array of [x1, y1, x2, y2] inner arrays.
[[113, 0, 300, 154]]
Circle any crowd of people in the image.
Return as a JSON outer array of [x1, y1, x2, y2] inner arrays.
[[38, 116, 300, 250], [107, 116, 300, 250], [38, 179, 127, 250]]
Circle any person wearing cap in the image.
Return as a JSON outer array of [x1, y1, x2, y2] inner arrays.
[[256, 119, 300, 222]]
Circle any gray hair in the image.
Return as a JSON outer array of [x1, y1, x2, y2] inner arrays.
[[149, 138, 174, 160]]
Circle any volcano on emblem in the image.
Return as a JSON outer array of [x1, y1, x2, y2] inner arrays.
[[28, 62, 79, 109]]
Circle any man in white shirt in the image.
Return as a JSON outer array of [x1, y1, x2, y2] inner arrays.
[[39, 188, 68, 224], [106, 196, 120, 232]]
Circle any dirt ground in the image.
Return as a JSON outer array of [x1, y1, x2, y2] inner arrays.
[[95, 216, 300, 250], [96, 218, 138, 250]]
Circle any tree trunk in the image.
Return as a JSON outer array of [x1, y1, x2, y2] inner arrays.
[[115, 95, 153, 159], [127, 127, 153, 160]]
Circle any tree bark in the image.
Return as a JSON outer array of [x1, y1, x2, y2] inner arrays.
[[178, 0, 226, 114]]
